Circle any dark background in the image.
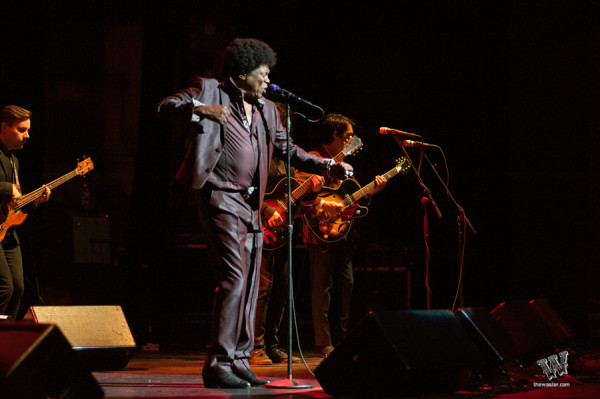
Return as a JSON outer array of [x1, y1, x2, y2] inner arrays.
[[1, 1, 598, 346]]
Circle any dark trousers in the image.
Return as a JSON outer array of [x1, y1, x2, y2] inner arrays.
[[254, 246, 289, 352], [0, 239, 23, 320], [196, 188, 262, 374], [309, 238, 354, 347]]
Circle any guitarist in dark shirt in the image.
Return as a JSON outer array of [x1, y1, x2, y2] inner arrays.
[[0, 105, 50, 320], [296, 114, 386, 357]]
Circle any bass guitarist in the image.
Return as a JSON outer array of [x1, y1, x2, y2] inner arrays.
[[296, 114, 386, 358], [0, 105, 50, 320]]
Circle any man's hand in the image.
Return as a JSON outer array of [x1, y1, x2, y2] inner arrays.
[[266, 210, 284, 227], [372, 175, 387, 194], [11, 184, 21, 201], [194, 105, 231, 124], [328, 162, 353, 181], [311, 175, 324, 192], [322, 200, 343, 216], [33, 186, 51, 205], [262, 204, 284, 228]]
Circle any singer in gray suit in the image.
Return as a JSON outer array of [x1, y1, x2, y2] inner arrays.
[[157, 38, 352, 389]]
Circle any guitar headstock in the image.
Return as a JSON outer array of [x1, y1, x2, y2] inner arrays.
[[343, 135, 363, 157], [395, 157, 411, 175], [76, 156, 94, 176]]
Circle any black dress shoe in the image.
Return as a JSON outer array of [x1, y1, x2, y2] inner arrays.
[[202, 368, 251, 389], [233, 367, 270, 386]]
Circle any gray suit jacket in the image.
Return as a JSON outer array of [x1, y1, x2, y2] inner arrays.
[[157, 77, 331, 206]]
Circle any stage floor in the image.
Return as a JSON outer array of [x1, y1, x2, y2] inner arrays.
[[94, 345, 600, 398]]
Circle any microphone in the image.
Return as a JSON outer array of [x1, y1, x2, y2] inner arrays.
[[379, 127, 421, 138], [266, 84, 316, 107], [400, 140, 437, 148]]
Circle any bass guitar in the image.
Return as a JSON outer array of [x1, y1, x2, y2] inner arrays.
[[304, 157, 410, 243], [262, 136, 363, 250], [0, 156, 94, 242]]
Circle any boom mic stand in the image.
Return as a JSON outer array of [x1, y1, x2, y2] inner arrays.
[[420, 152, 476, 310]]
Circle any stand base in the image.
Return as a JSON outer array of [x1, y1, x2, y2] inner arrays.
[[266, 378, 314, 389]]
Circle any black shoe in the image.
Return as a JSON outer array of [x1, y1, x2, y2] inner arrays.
[[202, 368, 251, 389], [233, 367, 270, 387]]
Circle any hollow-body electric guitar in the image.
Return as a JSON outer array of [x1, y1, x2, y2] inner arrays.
[[304, 157, 410, 243], [262, 136, 363, 250], [0, 157, 94, 242]]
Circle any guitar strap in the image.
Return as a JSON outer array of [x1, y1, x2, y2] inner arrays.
[[9, 155, 19, 187]]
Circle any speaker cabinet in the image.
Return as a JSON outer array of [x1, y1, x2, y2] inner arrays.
[[314, 310, 484, 397], [72, 215, 111, 264], [23, 305, 136, 370], [0, 323, 104, 398]]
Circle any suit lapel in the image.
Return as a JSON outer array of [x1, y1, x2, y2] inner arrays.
[[0, 147, 13, 183]]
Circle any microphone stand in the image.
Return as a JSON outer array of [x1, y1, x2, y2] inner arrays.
[[266, 100, 313, 389], [393, 136, 441, 310], [421, 152, 476, 310]]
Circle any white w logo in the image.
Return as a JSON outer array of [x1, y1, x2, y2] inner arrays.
[[536, 350, 569, 380]]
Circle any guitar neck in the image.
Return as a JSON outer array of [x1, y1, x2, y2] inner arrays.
[[291, 178, 313, 202], [333, 150, 346, 163], [15, 169, 80, 210], [342, 165, 402, 207]]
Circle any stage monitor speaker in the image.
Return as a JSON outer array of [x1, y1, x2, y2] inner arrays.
[[491, 298, 570, 365], [0, 323, 104, 398], [455, 307, 517, 366], [314, 310, 484, 397], [23, 305, 136, 370], [530, 297, 573, 344], [455, 307, 520, 383]]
